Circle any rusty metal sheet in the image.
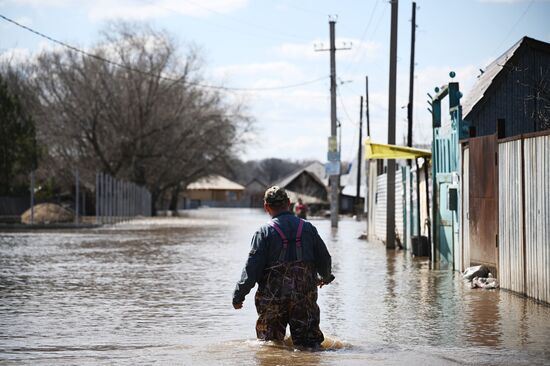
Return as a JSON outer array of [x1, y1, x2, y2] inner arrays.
[[469, 134, 498, 274]]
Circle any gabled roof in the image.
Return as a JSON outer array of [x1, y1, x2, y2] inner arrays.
[[186, 175, 245, 191], [276, 168, 327, 190], [245, 177, 268, 188], [303, 161, 328, 184], [462, 36, 550, 119]]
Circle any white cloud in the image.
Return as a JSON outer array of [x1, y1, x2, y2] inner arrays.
[[14, 16, 33, 26], [0, 47, 32, 64], [274, 38, 381, 62], [213, 62, 302, 79], [2, 0, 248, 20], [88, 0, 248, 21], [479, 0, 548, 3], [211, 61, 315, 92], [0, 41, 63, 64], [3, 0, 71, 5]]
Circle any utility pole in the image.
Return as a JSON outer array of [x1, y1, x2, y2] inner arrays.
[[316, 17, 351, 228], [386, 0, 398, 249], [355, 96, 363, 218], [366, 76, 371, 137], [407, 2, 417, 249], [407, 2, 417, 156], [365, 76, 371, 235]]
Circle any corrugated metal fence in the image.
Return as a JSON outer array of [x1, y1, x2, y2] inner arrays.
[[524, 135, 550, 304], [374, 170, 404, 244], [498, 139, 524, 294], [95, 173, 152, 224], [498, 133, 550, 303]]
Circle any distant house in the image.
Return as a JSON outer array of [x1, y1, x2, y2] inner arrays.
[[340, 156, 366, 214], [276, 169, 328, 208], [302, 161, 328, 186], [276, 160, 369, 215], [183, 175, 245, 208], [243, 178, 268, 208]]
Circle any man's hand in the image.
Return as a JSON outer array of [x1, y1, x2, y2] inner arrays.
[[233, 302, 243, 309], [318, 274, 335, 288]]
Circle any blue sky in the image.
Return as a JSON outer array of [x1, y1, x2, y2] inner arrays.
[[1, 0, 549, 162]]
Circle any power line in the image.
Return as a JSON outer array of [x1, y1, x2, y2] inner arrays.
[[342, 0, 387, 75], [341, 0, 380, 74], [337, 89, 359, 162], [141, 0, 307, 42], [337, 87, 358, 126], [274, 1, 328, 17], [0, 13, 327, 92], [492, 0, 535, 56]]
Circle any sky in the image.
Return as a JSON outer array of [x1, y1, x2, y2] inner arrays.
[[1, 0, 549, 163]]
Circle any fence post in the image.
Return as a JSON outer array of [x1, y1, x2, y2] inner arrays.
[[30, 171, 35, 225], [107, 174, 112, 225], [101, 172, 105, 224], [95, 173, 99, 224], [115, 176, 118, 223], [75, 169, 79, 225]]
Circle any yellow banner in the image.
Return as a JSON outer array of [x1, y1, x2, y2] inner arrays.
[[364, 138, 431, 160]]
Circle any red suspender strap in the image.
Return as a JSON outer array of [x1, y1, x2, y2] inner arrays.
[[296, 219, 304, 248], [296, 218, 304, 261], [269, 218, 304, 262], [268, 221, 288, 248]]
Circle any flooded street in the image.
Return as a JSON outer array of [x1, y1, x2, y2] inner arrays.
[[1, 208, 549, 365]]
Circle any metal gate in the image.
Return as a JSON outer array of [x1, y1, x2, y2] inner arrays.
[[468, 134, 498, 275], [498, 139, 524, 294]]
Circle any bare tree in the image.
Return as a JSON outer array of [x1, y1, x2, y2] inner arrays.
[[23, 22, 252, 213]]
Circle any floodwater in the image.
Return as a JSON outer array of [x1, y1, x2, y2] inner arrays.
[[1, 208, 549, 366]]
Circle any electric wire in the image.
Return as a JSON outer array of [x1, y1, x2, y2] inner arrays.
[[274, 1, 328, 17], [0, 13, 328, 92], [141, 0, 307, 42], [340, 0, 380, 75], [336, 87, 360, 162], [492, 0, 535, 56]]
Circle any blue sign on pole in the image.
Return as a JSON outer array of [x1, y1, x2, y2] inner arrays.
[[325, 161, 341, 176], [327, 151, 340, 161]]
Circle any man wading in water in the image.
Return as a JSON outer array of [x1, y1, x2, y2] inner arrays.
[[233, 186, 334, 348]]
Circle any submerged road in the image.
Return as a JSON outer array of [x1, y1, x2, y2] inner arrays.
[[1, 208, 549, 365]]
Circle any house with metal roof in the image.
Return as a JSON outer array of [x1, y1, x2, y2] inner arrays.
[[458, 36, 550, 304], [275, 168, 328, 206], [462, 36, 550, 138], [183, 175, 245, 208]]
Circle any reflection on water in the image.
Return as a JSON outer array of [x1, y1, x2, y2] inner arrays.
[[1, 208, 549, 365]]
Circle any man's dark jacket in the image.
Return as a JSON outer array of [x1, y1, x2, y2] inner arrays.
[[233, 211, 333, 304]]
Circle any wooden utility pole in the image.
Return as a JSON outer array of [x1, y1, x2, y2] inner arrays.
[[329, 19, 339, 228], [365, 76, 372, 235], [355, 96, 364, 217], [386, 0, 398, 249], [407, 2, 417, 155], [366, 76, 371, 137], [316, 17, 351, 228]]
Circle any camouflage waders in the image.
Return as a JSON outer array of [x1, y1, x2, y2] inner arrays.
[[254, 219, 324, 347]]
